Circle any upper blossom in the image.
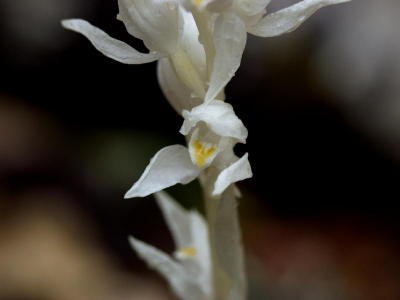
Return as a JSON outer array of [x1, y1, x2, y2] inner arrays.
[[62, 0, 182, 63], [62, 0, 248, 112], [62, 0, 210, 113]]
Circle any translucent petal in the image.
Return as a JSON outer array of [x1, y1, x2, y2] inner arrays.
[[213, 153, 252, 196], [117, 0, 181, 54], [157, 58, 202, 114], [180, 100, 248, 143], [204, 13, 247, 103], [129, 236, 195, 300], [61, 19, 162, 64], [125, 145, 200, 198], [248, 0, 351, 37], [214, 187, 246, 300]]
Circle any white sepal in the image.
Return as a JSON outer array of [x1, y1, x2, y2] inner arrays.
[[213, 153, 252, 196], [204, 13, 247, 103], [129, 236, 192, 300], [180, 8, 207, 75], [214, 187, 246, 300], [131, 192, 213, 300], [61, 19, 162, 64], [124, 145, 200, 198], [117, 0, 181, 54], [180, 100, 248, 143], [248, 0, 352, 37], [157, 58, 202, 114]]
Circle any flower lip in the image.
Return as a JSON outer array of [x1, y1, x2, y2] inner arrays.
[[180, 100, 248, 143]]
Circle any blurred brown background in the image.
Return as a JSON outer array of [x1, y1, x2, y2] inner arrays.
[[1, 0, 400, 299]]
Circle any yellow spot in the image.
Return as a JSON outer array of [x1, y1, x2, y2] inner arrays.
[[176, 247, 197, 258], [192, 140, 217, 167], [194, 0, 204, 6]]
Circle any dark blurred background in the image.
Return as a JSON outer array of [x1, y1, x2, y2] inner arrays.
[[1, 0, 400, 299]]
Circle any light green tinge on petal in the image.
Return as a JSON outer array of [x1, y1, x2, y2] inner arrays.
[[157, 58, 202, 114], [61, 19, 162, 64], [248, 0, 352, 37]]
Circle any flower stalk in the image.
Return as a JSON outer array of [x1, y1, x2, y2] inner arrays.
[[62, 0, 352, 299]]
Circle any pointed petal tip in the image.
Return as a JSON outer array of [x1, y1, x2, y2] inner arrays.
[[124, 188, 139, 199], [212, 153, 252, 196], [124, 145, 200, 200]]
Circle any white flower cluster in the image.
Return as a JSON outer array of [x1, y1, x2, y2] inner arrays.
[[62, 0, 350, 299]]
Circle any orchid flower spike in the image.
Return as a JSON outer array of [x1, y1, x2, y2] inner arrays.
[[62, 0, 353, 299]]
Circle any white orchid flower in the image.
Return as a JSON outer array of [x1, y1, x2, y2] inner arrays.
[[61, 0, 181, 63], [129, 191, 213, 300], [62, 0, 211, 113], [125, 100, 252, 199]]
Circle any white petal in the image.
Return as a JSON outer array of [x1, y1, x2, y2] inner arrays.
[[180, 7, 207, 74], [180, 100, 248, 143], [213, 153, 252, 196], [155, 192, 213, 298], [248, 0, 351, 37], [155, 191, 192, 249], [61, 19, 162, 64], [117, 0, 181, 54], [214, 187, 246, 300], [187, 210, 213, 297], [157, 58, 202, 114], [204, 13, 247, 103], [125, 145, 200, 198], [129, 236, 194, 300]]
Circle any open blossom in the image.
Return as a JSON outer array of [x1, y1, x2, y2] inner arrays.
[[130, 191, 213, 300], [124, 99, 252, 198]]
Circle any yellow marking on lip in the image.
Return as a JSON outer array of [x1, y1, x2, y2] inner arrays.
[[193, 140, 217, 167], [177, 247, 197, 258], [194, 0, 204, 6]]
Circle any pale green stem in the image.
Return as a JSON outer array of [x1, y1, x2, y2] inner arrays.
[[200, 169, 232, 300]]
